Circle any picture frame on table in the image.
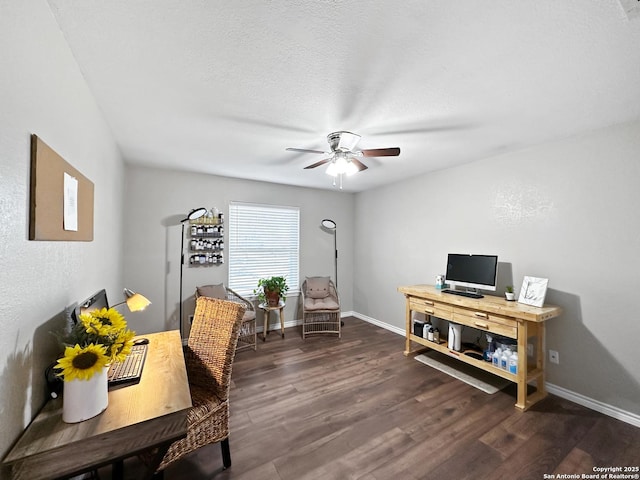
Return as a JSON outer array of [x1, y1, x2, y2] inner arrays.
[[518, 276, 549, 307]]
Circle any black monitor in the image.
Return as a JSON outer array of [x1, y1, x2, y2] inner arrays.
[[445, 254, 499, 292], [71, 289, 109, 323]]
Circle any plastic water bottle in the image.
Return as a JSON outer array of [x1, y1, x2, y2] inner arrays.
[[509, 352, 518, 374], [492, 348, 502, 368], [484, 334, 495, 362], [501, 348, 512, 370]]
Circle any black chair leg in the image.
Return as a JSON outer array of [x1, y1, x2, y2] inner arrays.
[[112, 460, 124, 479], [221, 438, 231, 469]]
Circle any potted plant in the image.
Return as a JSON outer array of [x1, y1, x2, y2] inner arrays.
[[255, 276, 289, 307], [505, 285, 516, 301]]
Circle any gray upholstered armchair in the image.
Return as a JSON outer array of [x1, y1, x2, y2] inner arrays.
[[301, 276, 341, 338]]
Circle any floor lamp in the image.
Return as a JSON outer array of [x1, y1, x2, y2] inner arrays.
[[179, 207, 207, 339], [321, 219, 342, 326], [321, 219, 338, 290]]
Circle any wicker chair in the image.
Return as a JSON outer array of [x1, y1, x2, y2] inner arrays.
[[156, 297, 246, 475], [195, 284, 256, 351], [301, 277, 341, 338]]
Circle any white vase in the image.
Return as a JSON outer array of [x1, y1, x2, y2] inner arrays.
[[62, 367, 109, 423]]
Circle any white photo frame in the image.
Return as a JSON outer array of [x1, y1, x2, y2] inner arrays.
[[518, 276, 549, 307]]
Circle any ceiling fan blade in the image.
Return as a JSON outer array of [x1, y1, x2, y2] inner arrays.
[[350, 158, 368, 171], [361, 147, 401, 157], [304, 158, 331, 169], [286, 147, 326, 154]]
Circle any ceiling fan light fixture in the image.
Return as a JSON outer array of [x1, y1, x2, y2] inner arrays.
[[335, 155, 348, 173], [291, 130, 400, 188], [326, 161, 338, 177], [345, 160, 358, 176], [327, 154, 358, 176]]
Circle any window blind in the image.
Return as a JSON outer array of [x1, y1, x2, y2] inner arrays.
[[228, 202, 300, 296]]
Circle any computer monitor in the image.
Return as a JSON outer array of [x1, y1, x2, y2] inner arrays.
[[71, 288, 109, 323], [445, 254, 499, 292]]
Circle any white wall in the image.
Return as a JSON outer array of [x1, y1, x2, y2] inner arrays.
[[0, 0, 124, 468], [123, 166, 354, 337], [354, 119, 640, 418]]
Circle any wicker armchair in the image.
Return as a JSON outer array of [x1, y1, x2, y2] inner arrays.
[[301, 277, 341, 338], [195, 284, 256, 351], [156, 297, 246, 475]]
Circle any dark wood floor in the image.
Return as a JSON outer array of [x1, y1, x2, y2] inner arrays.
[[108, 317, 640, 480]]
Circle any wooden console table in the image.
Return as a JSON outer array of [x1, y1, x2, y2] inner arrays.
[[398, 285, 562, 410], [3, 330, 192, 480]]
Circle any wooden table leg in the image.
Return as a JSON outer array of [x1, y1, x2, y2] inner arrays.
[[515, 320, 528, 410], [279, 307, 285, 338], [404, 296, 412, 356], [263, 310, 268, 341]]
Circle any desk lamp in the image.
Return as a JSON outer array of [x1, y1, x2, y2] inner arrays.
[[179, 207, 208, 339], [111, 288, 151, 312]]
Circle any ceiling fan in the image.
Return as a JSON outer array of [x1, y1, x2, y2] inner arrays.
[[286, 131, 400, 188]]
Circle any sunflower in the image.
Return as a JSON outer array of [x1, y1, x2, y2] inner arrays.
[[108, 329, 136, 363], [56, 307, 136, 380], [80, 307, 127, 337], [55, 343, 110, 382]]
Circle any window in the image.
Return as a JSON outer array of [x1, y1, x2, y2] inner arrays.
[[228, 202, 300, 296]]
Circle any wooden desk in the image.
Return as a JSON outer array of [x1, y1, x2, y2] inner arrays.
[[3, 330, 192, 480], [258, 301, 285, 341], [398, 285, 562, 411]]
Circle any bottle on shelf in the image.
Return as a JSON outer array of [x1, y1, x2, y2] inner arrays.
[[509, 352, 518, 374], [188, 206, 223, 266], [500, 347, 512, 371], [484, 334, 495, 362], [492, 347, 502, 368], [423, 321, 432, 339]]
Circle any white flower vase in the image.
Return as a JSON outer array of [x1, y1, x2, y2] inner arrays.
[[62, 367, 109, 423]]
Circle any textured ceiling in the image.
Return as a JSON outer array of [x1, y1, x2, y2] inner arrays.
[[47, 1, 640, 192]]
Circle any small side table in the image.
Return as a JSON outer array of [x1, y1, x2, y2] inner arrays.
[[258, 301, 285, 341]]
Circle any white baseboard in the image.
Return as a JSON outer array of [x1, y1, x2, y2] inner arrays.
[[350, 311, 405, 336], [351, 312, 640, 428], [545, 383, 640, 428]]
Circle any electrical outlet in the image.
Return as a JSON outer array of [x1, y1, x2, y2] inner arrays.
[[549, 350, 560, 364], [527, 343, 533, 357]]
